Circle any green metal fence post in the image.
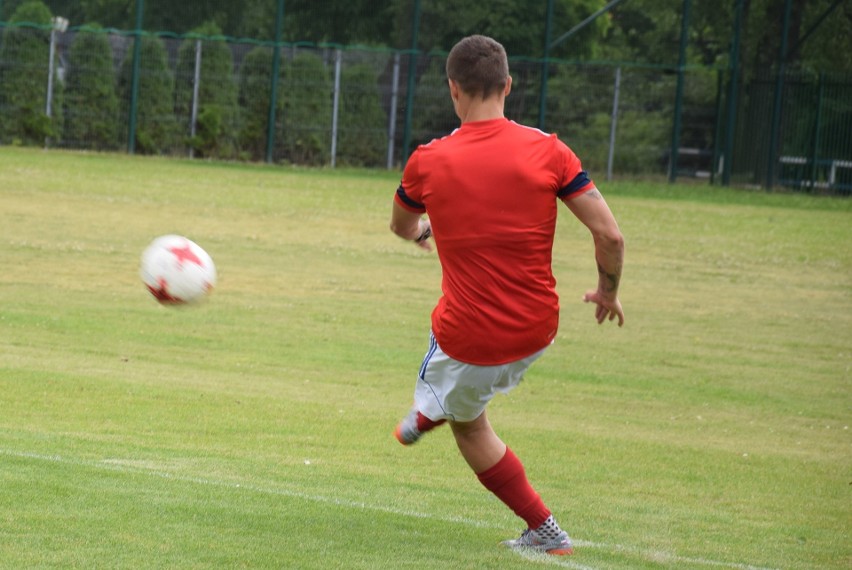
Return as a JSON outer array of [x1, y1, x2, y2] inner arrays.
[[711, 69, 724, 185], [668, 0, 691, 183], [127, 0, 144, 154], [265, 0, 285, 164], [766, 0, 793, 190], [722, 0, 743, 186], [401, 0, 421, 163], [809, 73, 825, 191], [538, 0, 555, 130]]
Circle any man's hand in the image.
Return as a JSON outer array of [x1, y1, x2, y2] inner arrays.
[[413, 219, 433, 251], [583, 290, 624, 326]]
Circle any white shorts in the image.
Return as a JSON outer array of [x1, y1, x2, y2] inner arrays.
[[414, 332, 547, 423]]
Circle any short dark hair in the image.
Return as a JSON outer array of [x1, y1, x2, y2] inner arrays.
[[446, 35, 509, 99]]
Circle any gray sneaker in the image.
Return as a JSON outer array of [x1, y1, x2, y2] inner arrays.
[[394, 408, 422, 445], [502, 528, 574, 556], [393, 408, 446, 445]]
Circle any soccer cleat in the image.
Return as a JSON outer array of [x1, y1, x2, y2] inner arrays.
[[502, 527, 574, 556], [393, 408, 445, 445]]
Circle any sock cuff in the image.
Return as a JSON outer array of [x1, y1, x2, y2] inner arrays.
[[415, 412, 445, 431], [476, 446, 552, 529], [528, 510, 555, 533], [475, 446, 518, 485]]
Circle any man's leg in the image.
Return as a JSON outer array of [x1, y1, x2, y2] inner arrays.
[[450, 412, 549, 525], [451, 412, 573, 555], [449, 411, 505, 472]]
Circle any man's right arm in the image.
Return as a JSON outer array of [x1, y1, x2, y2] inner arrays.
[[562, 187, 625, 326], [390, 199, 432, 251]]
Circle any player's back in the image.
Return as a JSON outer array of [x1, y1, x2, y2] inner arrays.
[[415, 118, 565, 254], [411, 118, 576, 364]]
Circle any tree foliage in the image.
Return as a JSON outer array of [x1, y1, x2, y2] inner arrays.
[[117, 35, 179, 154], [237, 46, 281, 162], [63, 25, 120, 149], [174, 22, 240, 159], [281, 51, 332, 165], [410, 57, 456, 148], [18, 0, 848, 74], [0, 0, 845, 177], [0, 1, 62, 145], [338, 61, 388, 166], [598, 0, 852, 74]]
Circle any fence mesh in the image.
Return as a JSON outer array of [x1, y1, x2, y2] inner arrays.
[[0, 23, 850, 193]]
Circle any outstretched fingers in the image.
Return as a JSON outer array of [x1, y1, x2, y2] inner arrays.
[[583, 291, 624, 327]]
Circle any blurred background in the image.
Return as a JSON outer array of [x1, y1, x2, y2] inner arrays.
[[0, 0, 849, 192]]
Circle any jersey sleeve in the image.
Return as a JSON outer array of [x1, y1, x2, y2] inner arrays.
[[554, 139, 594, 200], [395, 150, 427, 213]]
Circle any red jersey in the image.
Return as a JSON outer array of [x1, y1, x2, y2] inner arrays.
[[395, 118, 593, 365]]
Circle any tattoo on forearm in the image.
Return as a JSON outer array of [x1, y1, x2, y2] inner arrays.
[[586, 188, 603, 200], [597, 261, 621, 293]]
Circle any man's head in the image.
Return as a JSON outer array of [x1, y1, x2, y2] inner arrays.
[[446, 35, 509, 99]]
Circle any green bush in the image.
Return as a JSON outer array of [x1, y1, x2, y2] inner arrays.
[[411, 58, 457, 148], [237, 48, 334, 165], [118, 35, 180, 154], [237, 46, 281, 161], [63, 27, 120, 150], [545, 66, 672, 175], [0, 1, 62, 145], [338, 62, 387, 167], [281, 51, 331, 165], [174, 22, 240, 159]]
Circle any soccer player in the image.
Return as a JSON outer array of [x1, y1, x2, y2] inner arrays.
[[390, 35, 625, 556]]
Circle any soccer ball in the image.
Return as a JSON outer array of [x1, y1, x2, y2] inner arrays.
[[140, 235, 217, 305]]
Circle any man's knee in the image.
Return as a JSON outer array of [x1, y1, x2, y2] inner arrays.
[[450, 412, 491, 439]]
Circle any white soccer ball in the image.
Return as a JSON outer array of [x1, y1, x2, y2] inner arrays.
[[140, 235, 217, 305]]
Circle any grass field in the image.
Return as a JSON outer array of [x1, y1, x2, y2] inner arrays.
[[1, 147, 849, 569]]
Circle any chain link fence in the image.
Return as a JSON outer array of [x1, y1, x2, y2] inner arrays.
[[1, 23, 850, 193]]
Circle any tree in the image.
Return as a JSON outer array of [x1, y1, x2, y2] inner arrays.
[[118, 34, 180, 154], [174, 21, 240, 159], [796, 2, 852, 73], [23, 0, 852, 74], [598, 0, 852, 73], [409, 56, 457, 149], [391, 0, 608, 58], [281, 51, 332, 165], [238, 49, 333, 165], [237, 45, 281, 161], [63, 26, 120, 149], [0, 1, 62, 145], [338, 61, 388, 167]]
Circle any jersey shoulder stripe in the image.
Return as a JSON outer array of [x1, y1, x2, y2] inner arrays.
[[396, 184, 425, 210], [421, 128, 461, 149], [509, 120, 553, 138], [557, 170, 593, 198]]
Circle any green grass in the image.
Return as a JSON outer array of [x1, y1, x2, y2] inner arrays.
[[1, 147, 849, 569]]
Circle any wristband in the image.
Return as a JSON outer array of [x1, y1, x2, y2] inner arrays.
[[415, 227, 432, 243]]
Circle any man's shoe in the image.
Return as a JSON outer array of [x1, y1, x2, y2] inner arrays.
[[502, 527, 574, 556], [393, 408, 445, 445]]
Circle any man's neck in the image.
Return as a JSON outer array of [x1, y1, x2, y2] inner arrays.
[[456, 96, 505, 124]]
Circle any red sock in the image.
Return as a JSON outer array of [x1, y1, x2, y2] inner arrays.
[[416, 412, 446, 432], [476, 447, 551, 529]]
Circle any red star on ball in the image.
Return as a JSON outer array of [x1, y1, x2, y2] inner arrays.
[[169, 243, 203, 267]]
